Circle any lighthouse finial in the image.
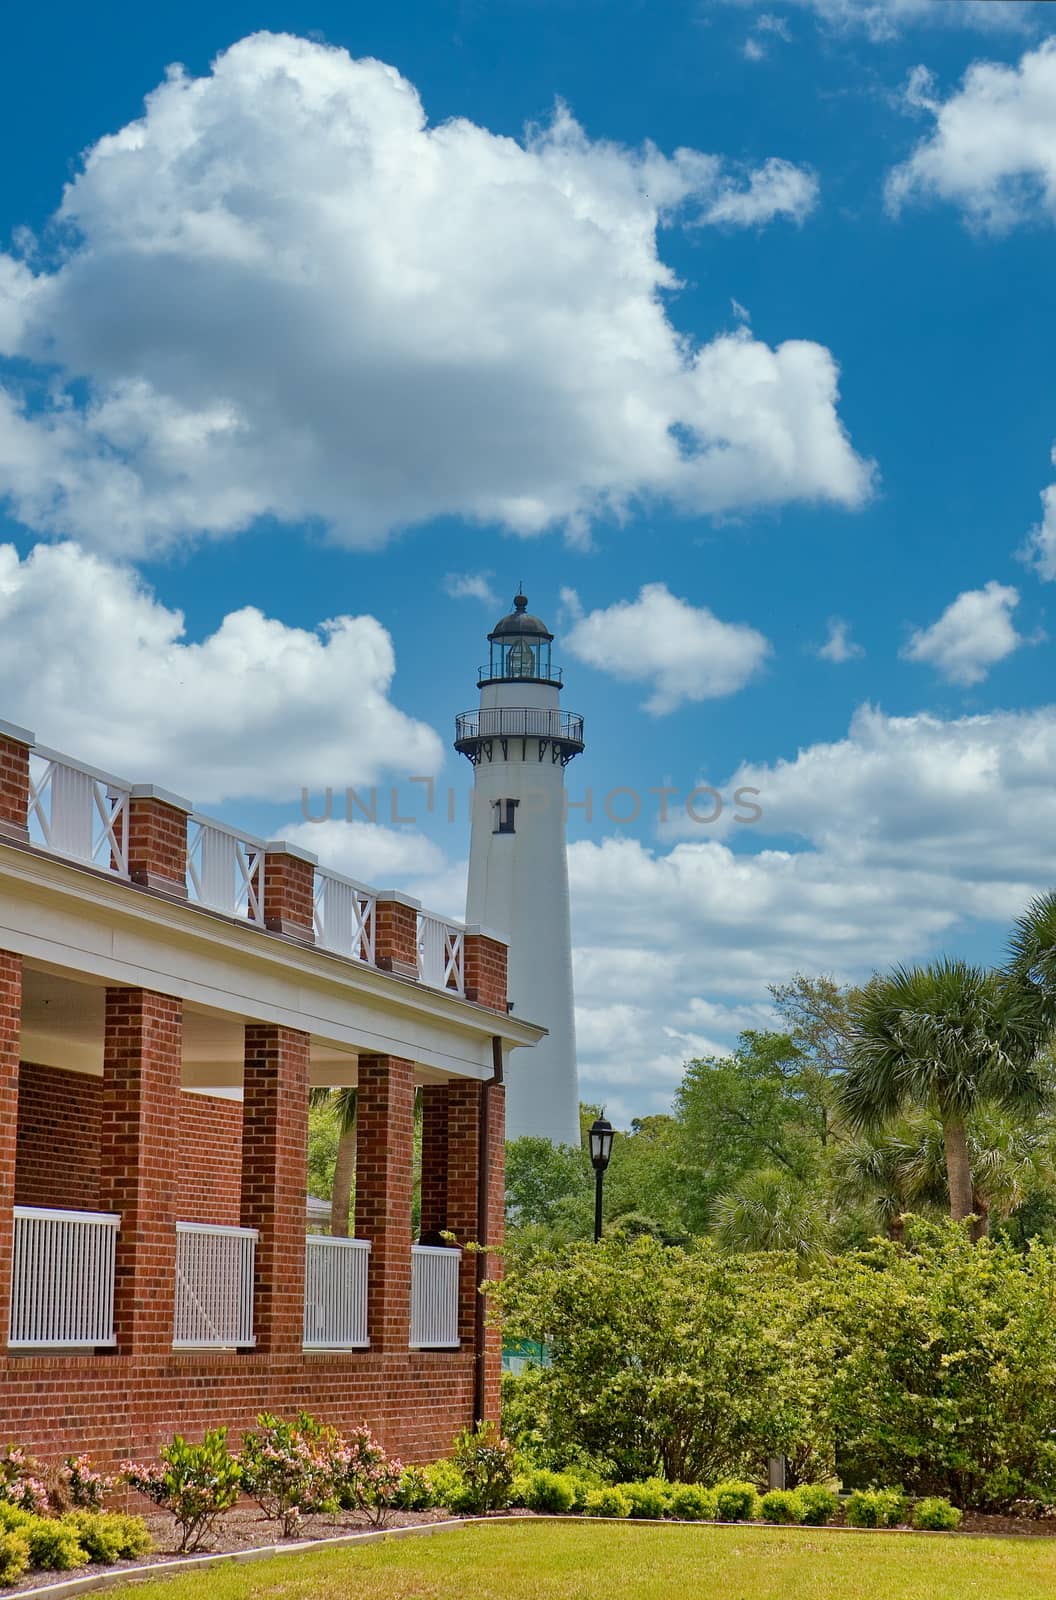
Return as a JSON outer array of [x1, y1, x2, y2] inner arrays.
[[514, 582, 527, 613]]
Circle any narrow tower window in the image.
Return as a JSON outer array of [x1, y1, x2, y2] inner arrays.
[[493, 798, 519, 834]]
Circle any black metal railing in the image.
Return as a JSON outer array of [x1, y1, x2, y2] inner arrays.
[[455, 708, 584, 745]]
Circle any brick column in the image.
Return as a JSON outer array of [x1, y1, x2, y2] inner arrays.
[[419, 1085, 449, 1238], [263, 843, 317, 942], [481, 1081, 506, 1423], [128, 786, 192, 895], [355, 1056, 415, 1351], [0, 722, 32, 843], [446, 1081, 483, 1346], [463, 930, 508, 1012], [374, 893, 420, 979], [241, 1025, 310, 1353], [0, 952, 22, 1348], [99, 989, 182, 1354]]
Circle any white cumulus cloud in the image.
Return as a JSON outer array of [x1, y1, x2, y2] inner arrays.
[[1022, 452, 1056, 581], [563, 582, 771, 714], [901, 581, 1032, 686], [816, 617, 863, 663], [0, 541, 441, 803], [887, 40, 1056, 227], [0, 32, 870, 557], [443, 572, 500, 606]]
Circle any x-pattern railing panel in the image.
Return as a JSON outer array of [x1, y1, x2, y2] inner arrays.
[[27, 750, 130, 877], [187, 817, 265, 923]]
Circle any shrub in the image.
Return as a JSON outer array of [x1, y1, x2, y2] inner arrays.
[[522, 1470, 575, 1514], [63, 1511, 152, 1563], [240, 1413, 337, 1536], [619, 1481, 668, 1520], [797, 1484, 839, 1526], [394, 1465, 434, 1511], [0, 1530, 29, 1585], [760, 1489, 805, 1524], [20, 1516, 89, 1571], [668, 1484, 717, 1522], [423, 1459, 470, 1513], [124, 1429, 241, 1553], [583, 1487, 631, 1518], [0, 1502, 31, 1534], [326, 1424, 403, 1528], [714, 1481, 760, 1522], [0, 1446, 48, 1515], [845, 1487, 908, 1529], [61, 1455, 115, 1511], [452, 1423, 516, 1513], [565, 1474, 597, 1512], [912, 1497, 962, 1532]]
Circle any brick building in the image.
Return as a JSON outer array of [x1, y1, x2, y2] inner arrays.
[[0, 719, 542, 1466]]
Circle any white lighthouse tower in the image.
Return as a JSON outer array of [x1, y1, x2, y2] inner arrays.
[[455, 590, 584, 1146]]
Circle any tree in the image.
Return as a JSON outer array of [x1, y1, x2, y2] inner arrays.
[[309, 1087, 357, 1235], [841, 959, 1049, 1225], [712, 1167, 827, 1260]]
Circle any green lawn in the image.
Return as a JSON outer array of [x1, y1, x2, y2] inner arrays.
[[105, 1520, 1056, 1600]]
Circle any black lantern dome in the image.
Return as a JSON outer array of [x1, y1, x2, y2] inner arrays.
[[481, 590, 559, 684]]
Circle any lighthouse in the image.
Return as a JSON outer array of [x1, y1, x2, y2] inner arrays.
[[455, 591, 584, 1146]]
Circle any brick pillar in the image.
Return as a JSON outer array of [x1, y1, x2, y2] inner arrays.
[[0, 723, 32, 843], [127, 786, 191, 895], [463, 930, 508, 1012], [0, 952, 22, 1348], [355, 1056, 414, 1352], [99, 989, 182, 1354], [481, 1081, 506, 1423], [374, 893, 420, 979], [446, 1081, 483, 1347], [419, 1085, 449, 1238], [241, 1025, 310, 1353], [263, 843, 317, 941]]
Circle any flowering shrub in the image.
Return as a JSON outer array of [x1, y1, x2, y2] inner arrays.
[[239, 1413, 337, 1537], [327, 1424, 403, 1528], [124, 1430, 241, 1552], [452, 1423, 516, 1513], [61, 1455, 115, 1511], [0, 1446, 48, 1515]]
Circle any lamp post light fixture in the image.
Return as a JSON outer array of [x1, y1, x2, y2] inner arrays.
[[588, 1115, 615, 1244]]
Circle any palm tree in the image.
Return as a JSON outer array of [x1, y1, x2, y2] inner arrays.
[[840, 959, 1048, 1226], [831, 1118, 947, 1242], [712, 1168, 826, 1260], [309, 1087, 357, 1236]]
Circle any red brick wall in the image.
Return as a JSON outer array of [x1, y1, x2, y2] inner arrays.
[[419, 1085, 449, 1237], [175, 1092, 243, 1224], [0, 737, 29, 838], [14, 1066, 241, 1223], [127, 798, 188, 895], [463, 935, 508, 1013], [355, 1057, 415, 1352], [0, 1349, 477, 1469], [15, 1064, 100, 1210]]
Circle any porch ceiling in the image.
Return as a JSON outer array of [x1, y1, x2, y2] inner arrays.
[[17, 965, 447, 1091]]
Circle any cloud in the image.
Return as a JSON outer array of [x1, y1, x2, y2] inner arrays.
[[0, 32, 870, 558], [0, 541, 442, 803], [1021, 453, 1056, 581], [725, 0, 1034, 44], [572, 700, 1056, 1117], [887, 40, 1056, 227], [816, 617, 863, 663], [443, 572, 500, 606], [281, 818, 449, 882], [699, 158, 818, 226], [900, 580, 1031, 686], [563, 582, 771, 713]]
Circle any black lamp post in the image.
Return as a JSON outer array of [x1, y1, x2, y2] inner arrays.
[[588, 1115, 615, 1243]]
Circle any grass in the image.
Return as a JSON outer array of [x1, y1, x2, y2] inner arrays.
[[92, 1520, 1056, 1600]]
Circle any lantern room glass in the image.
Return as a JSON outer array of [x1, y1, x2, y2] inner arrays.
[[488, 635, 553, 680]]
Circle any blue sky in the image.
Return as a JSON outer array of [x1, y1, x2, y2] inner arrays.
[[2, 0, 1056, 1119]]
